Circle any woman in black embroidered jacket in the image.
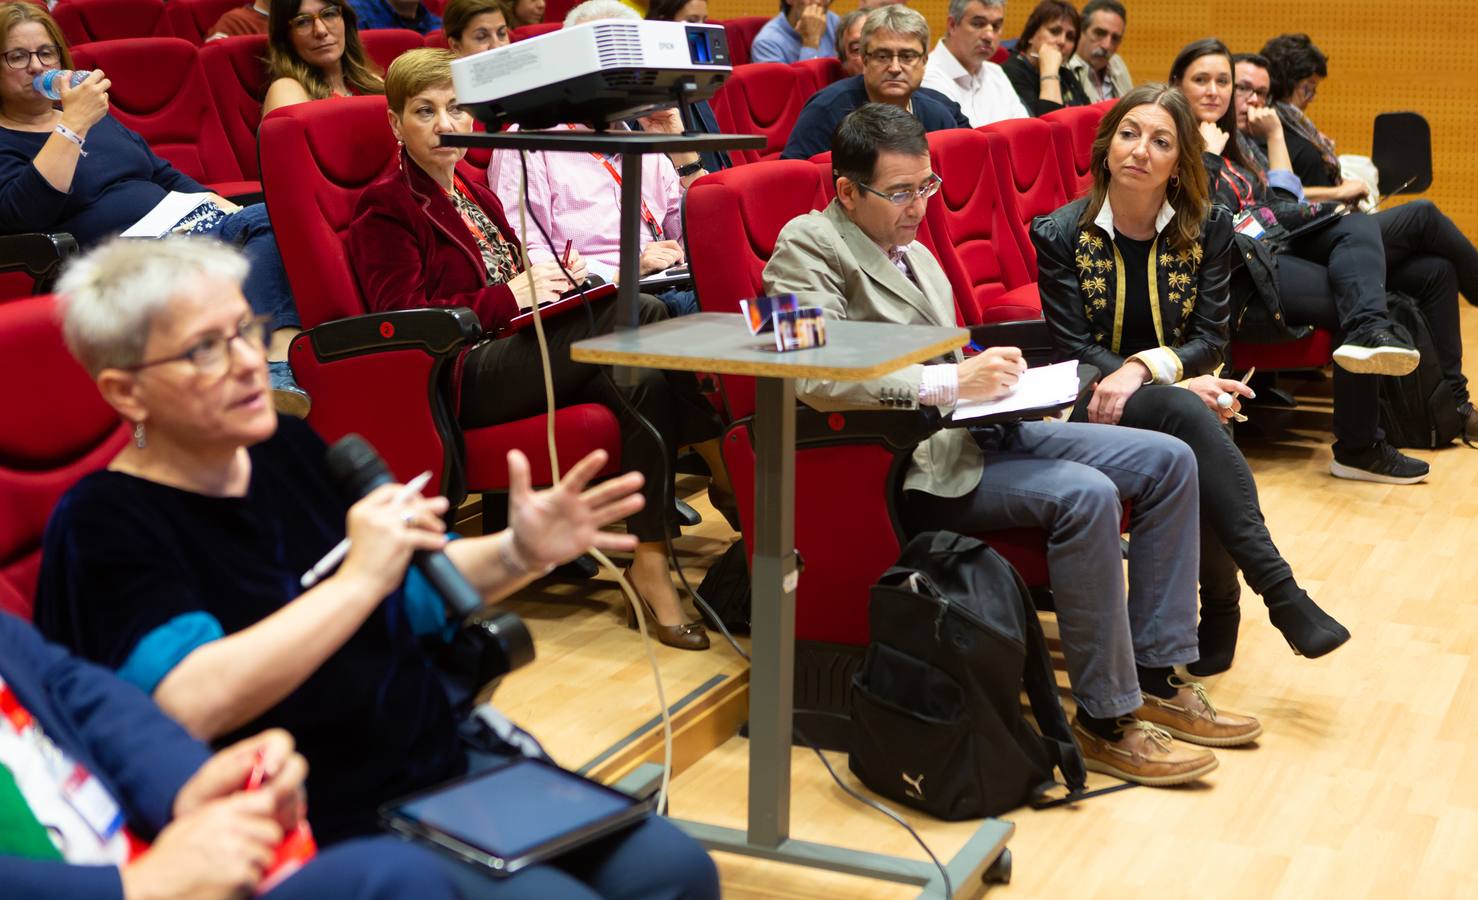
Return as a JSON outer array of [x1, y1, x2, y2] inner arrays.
[[1031, 82, 1349, 674]]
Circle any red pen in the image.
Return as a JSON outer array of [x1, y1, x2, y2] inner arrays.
[[561, 239, 573, 268], [245, 748, 267, 791]]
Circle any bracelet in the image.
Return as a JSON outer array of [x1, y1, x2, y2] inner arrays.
[[54, 123, 87, 157], [675, 160, 704, 178], [1039, 74, 1060, 83]]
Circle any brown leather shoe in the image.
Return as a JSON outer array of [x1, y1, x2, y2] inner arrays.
[[623, 581, 710, 651], [1072, 718, 1218, 786], [1135, 677, 1262, 747]]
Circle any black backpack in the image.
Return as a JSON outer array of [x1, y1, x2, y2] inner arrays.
[[848, 532, 1086, 820], [1378, 293, 1466, 449]]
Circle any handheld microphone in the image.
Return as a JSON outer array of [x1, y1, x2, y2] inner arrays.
[[324, 434, 487, 618]]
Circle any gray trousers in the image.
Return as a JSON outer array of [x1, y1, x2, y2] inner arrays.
[[901, 421, 1201, 719]]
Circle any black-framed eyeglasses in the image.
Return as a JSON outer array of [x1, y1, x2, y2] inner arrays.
[[857, 174, 942, 206], [125, 314, 271, 378], [288, 5, 343, 32], [864, 49, 924, 66], [1236, 83, 1269, 104], [3, 45, 60, 69]]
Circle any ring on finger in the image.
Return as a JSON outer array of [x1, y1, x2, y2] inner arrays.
[[401, 511, 417, 528]]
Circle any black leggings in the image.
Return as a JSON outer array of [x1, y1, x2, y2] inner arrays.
[[458, 294, 723, 541], [1108, 386, 1294, 604]]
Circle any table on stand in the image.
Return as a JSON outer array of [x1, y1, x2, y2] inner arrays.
[[441, 130, 765, 335], [573, 313, 1016, 899]]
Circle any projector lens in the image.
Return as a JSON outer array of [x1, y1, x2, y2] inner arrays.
[[686, 28, 712, 64]]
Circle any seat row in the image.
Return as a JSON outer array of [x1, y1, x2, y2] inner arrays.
[[46, 0, 770, 63]]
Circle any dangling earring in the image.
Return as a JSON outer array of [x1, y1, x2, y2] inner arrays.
[[133, 421, 147, 449], [1169, 173, 1180, 190]]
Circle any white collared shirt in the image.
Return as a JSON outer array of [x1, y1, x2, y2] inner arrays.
[[1093, 194, 1177, 237], [920, 40, 1029, 128], [1092, 195, 1187, 386]]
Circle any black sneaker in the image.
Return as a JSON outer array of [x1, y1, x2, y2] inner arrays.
[[1332, 327, 1420, 376], [1459, 402, 1478, 444], [1330, 440, 1430, 485]]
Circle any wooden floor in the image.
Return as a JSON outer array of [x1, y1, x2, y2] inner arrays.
[[494, 303, 1478, 898]]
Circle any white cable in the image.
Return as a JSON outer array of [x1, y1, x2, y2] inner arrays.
[[514, 151, 674, 814]]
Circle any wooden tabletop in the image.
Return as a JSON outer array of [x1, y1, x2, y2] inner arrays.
[[570, 313, 967, 381]]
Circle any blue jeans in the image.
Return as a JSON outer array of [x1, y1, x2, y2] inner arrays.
[[656, 287, 699, 317], [263, 835, 458, 900], [200, 203, 300, 332], [902, 421, 1201, 719]]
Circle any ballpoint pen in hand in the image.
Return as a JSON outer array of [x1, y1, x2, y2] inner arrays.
[[299, 470, 432, 588]]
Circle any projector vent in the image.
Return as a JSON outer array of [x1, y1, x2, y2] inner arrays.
[[592, 22, 644, 68]]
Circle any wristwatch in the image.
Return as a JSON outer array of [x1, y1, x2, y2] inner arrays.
[[676, 160, 705, 178]]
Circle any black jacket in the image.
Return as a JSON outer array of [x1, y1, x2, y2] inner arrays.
[[1001, 52, 1091, 117], [1030, 196, 1234, 380]]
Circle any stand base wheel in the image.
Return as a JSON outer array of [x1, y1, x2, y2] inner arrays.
[[984, 848, 1012, 885]]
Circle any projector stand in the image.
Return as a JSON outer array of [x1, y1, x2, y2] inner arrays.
[[442, 130, 762, 335]]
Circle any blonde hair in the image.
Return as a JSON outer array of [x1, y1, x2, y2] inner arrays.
[[1079, 83, 1211, 254], [385, 48, 455, 114], [0, 2, 74, 114], [58, 237, 249, 377]]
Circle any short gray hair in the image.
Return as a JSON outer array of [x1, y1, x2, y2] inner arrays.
[[835, 7, 867, 50], [947, 0, 1003, 22], [564, 0, 638, 27], [861, 5, 929, 55], [58, 237, 250, 376]]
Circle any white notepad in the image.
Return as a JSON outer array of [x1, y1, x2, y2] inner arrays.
[[950, 360, 1080, 421]]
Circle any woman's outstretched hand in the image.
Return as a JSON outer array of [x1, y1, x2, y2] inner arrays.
[[505, 448, 645, 570]]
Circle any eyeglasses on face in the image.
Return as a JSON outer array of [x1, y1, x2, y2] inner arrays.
[[289, 5, 343, 32], [3, 45, 59, 69], [1237, 83, 1269, 104], [865, 49, 924, 66], [857, 174, 943, 206], [126, 314, 271, 379]]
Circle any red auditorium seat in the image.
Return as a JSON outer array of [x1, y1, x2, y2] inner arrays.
[[72, 38, 259, 198], [167, 0, 248, 44], [258, 96, 619, 499], [0, 295, 130, 620], [199, 34, 270, 179], [511, 22, 560, 41], [792, 56, 843, 95], [539, 0, 577, 24], [1042, 98, 1115, 196], [708, 63, 811, 165], [424, 29, 449, 48], [981, 116, 1072, 267], [51, 0, 170, 45], [719, 16, 766, 67], [360, 28, 426, 71], [922, 128, 1041, 324]]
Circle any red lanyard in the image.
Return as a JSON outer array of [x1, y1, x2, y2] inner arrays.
[[450, 175, 496, 248], [1219, 165, 1254, 211], [589, 152, 664, 241]]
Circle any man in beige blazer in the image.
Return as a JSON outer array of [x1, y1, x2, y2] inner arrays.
[[762, 103, 1261, 786]]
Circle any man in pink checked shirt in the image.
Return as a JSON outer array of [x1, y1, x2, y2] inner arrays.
[[486, 0, 710, 316]]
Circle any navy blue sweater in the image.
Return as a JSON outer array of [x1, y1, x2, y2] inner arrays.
[[0, 115, 205, 246], [780, 76, 970, 161]]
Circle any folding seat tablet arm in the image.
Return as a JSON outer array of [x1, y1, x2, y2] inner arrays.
[[0, 232, 79, 295]]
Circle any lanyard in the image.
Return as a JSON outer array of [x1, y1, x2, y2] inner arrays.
[[450, 175, 496, 249], [1219, 165, 1254, 211], [589, 152, 664, 241]]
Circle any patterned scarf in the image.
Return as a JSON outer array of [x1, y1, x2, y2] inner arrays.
[[1275, 101, 1341, 184]]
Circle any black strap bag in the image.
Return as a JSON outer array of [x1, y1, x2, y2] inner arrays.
[[1378, 292, 1467, 449], [847, 532, 1086, 820]]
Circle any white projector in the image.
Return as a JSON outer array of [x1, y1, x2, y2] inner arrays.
[[451, 20, 733, 130]]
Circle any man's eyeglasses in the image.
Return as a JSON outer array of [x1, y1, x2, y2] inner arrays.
[[1236, 83, 1269, 104], [125, 314, 271, 378], [3, 45, 59, 69], [857, 175, 943, 206], [865, 49, 924, 66], [288, 5, 343, 32]]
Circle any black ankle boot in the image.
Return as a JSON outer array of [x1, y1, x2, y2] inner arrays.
[[1265, 586, 1351, 659], [1186, 606, 1241, 677]]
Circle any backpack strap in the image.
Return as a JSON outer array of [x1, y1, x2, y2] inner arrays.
[[1009, 565, 1088, 796]]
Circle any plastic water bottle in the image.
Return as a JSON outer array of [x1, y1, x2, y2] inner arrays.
[[33, 69, 92, 101]]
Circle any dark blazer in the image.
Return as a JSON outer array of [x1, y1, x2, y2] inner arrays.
[[1031, 196, 1234, 382], [348, 152, 523, 332], [0, 612, 211, 900], [780, 76, 970, 160], [1002, 51, 1091, 117]]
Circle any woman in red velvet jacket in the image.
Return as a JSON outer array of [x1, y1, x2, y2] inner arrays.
[[348, 49, 728, 651]]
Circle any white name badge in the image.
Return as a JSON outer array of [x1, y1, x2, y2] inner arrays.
[[1232, 210, 1266, 240], [61, 763, 124, 841]]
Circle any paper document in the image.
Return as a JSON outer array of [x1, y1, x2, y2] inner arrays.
[[121, 192, 216, 238], [950, 360, 1080, 421]]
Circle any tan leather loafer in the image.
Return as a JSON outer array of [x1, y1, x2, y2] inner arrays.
[[1072, 718, 1218, 786], [1136, 677, 1263, 747]]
